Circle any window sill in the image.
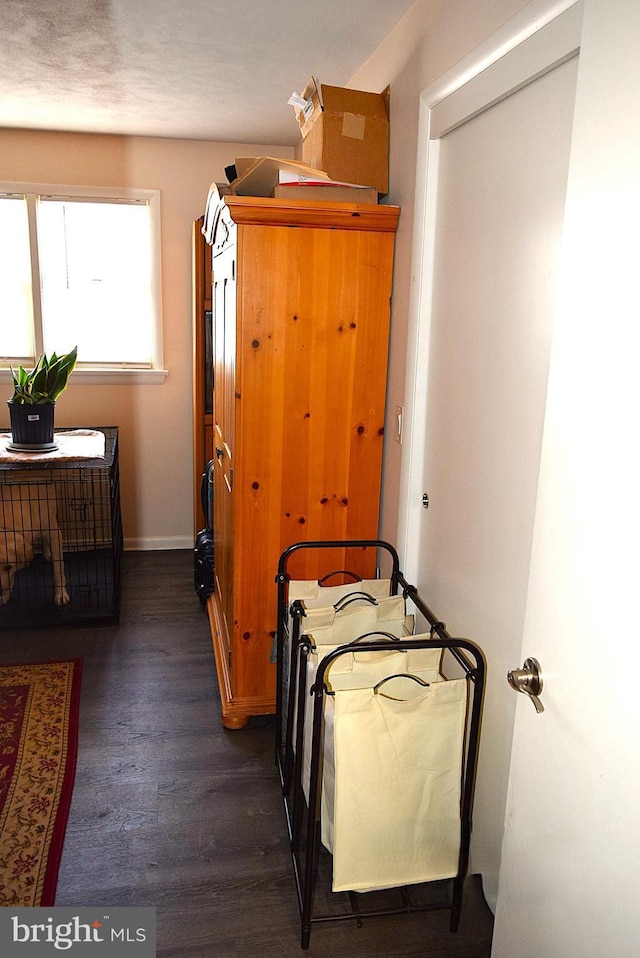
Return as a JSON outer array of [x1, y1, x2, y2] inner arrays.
[[0, 368, 169, 387]]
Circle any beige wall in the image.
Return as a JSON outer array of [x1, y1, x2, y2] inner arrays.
[[0, 130, 293, 548]]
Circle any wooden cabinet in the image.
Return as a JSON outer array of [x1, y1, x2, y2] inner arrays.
[[204, 194, 400, 728]]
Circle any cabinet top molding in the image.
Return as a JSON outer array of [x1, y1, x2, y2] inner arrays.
[[209, 194, 400, 240]]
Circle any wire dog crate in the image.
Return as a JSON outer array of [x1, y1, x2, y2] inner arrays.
[[0, 426, 122, 629]]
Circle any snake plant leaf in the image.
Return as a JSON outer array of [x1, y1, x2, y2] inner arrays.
[[8, 347, 78, 405], [31, 362, 49, 396]]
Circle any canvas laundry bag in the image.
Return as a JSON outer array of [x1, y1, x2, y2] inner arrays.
[[300, 592, 414, 646], [288, 577, 392, 608], [296, 594, 414, 794], [288, 591, 412, 743], [278, 578, 393, 738], [282, 578, 392, 668], [326, 672, 469, 893], [302, 636, 430, 802], [316, 640, 444, 851]]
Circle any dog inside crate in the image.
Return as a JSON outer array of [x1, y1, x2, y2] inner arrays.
[[0, 429, 121, 628], [0, 477, 69, 607], [0, 464, 117, 613]]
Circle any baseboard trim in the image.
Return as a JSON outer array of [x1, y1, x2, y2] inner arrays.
[[124, 536, 193, 552]]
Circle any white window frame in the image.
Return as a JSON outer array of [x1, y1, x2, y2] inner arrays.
[[0, 181, 167, 385]]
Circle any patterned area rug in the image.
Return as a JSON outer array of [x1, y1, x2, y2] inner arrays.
[[0, 658, 82, 906]]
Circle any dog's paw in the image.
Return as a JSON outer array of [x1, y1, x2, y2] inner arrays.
[[0, 592, 10, 606], [55, 589, 71, 607]]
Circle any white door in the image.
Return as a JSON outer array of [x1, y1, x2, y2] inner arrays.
[[491, 0, 640, 952], [403, 1, 640, 952], [404, 4, 581, 908]]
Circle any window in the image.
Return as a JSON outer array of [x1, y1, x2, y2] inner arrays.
[[0, 183, 165, 383]]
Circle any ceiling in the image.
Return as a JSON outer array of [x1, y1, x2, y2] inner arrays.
[[1, 0, 415, 145]]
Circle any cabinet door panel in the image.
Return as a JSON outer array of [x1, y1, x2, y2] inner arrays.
[[237, 226, 392, 566], [233, 224, 394, 665], [212, 244, 236, 663]]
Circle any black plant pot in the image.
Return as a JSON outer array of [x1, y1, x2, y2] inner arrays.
[[7, 400, 56, 448]]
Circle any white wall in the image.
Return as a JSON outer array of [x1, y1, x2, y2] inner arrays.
[[349, 0, 530, 547], [0, 130, 293, 549]]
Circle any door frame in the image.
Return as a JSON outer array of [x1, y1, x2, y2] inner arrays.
[[397, 0, 583, 581]]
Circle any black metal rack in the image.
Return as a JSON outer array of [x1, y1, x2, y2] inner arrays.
[[275, 539, 485, 949]]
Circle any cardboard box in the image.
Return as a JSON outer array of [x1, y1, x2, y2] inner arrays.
[[293, 79, 390, 196], [229, 156, 330, 196], [273, 184, 378, 203]]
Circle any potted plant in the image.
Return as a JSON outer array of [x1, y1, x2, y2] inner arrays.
[[8, 346, 78, 449]]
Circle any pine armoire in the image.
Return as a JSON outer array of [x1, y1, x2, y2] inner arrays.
[[201, 190, 400, 728]]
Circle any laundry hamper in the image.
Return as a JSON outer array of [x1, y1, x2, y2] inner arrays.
[[275, 539, 486, 950]]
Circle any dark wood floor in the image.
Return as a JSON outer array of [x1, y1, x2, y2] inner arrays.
[[0, 550, 494, 957]]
